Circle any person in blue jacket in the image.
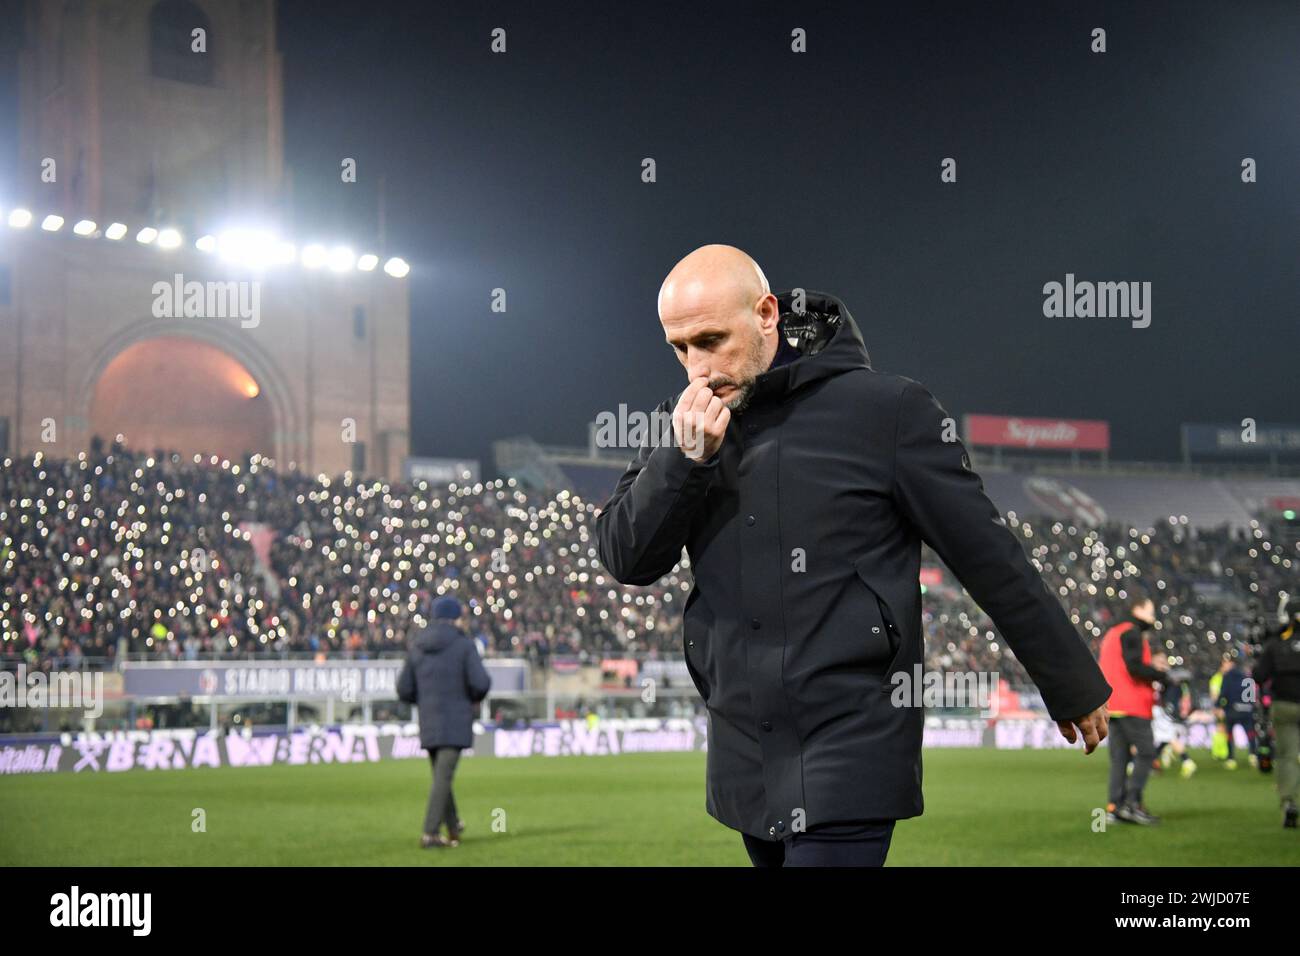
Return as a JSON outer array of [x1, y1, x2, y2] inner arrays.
[[397, 595, 491, 848]]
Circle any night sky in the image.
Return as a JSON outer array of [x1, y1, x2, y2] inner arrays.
[[5, 1, 1299, 471]]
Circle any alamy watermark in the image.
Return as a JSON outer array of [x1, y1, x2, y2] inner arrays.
[[1042, 273, 1150, 328], [889, 665, 999, 716], [49, 886, 151, 936], [152, 273, 261, 328], [0, 665, 104, 719], [592, 403, 707, 457]]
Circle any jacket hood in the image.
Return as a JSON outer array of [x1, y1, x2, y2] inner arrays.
[[748, 290, 871, 407], [414, 619, 463, 653]]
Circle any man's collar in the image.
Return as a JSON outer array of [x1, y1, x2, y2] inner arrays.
[[767, 333, 800, 370]]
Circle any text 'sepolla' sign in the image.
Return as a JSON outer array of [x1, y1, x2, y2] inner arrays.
[[964, 414, 1111, 452]]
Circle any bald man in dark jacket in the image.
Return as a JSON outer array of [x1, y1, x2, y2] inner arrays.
[[596, 244, 1111, 866]]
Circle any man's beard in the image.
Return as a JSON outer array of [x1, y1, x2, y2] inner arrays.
[[708, 326, 768, 415]]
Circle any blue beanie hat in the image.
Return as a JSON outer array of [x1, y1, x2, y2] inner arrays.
[[432, 595, 463, 620]]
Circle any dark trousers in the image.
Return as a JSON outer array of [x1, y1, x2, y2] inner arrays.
[[1272, 699, 1299, 805], [423, 747, 461, 836], [742, 820, 896, 867], [1108, 716, 1155, 808], [1224, 714, 1257, 760]]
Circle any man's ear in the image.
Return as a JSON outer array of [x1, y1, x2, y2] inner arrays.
[[761, 293, 781, 331]]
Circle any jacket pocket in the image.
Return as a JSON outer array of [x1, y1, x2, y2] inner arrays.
[[850, 556, 905, 687], [681, 586, 713, 702]]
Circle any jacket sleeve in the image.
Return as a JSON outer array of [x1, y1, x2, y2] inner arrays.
[[891, 380, 1112, 722], [1120, 630, 1163, 683], [464, 644, 492, 704], [396, 656, 416, 704], [595, 396, 720, 586]]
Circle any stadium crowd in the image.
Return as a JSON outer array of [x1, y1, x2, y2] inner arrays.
[[2, 446, 1295, 703]]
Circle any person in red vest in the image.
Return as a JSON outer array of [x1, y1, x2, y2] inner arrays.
[[1099, 591, 1168, 825]]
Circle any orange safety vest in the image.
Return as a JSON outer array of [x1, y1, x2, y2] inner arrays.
[[1099, 620, 1155, 719]]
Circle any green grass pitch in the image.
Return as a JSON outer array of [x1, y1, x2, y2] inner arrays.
[[1, 749, 1292, 865]]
